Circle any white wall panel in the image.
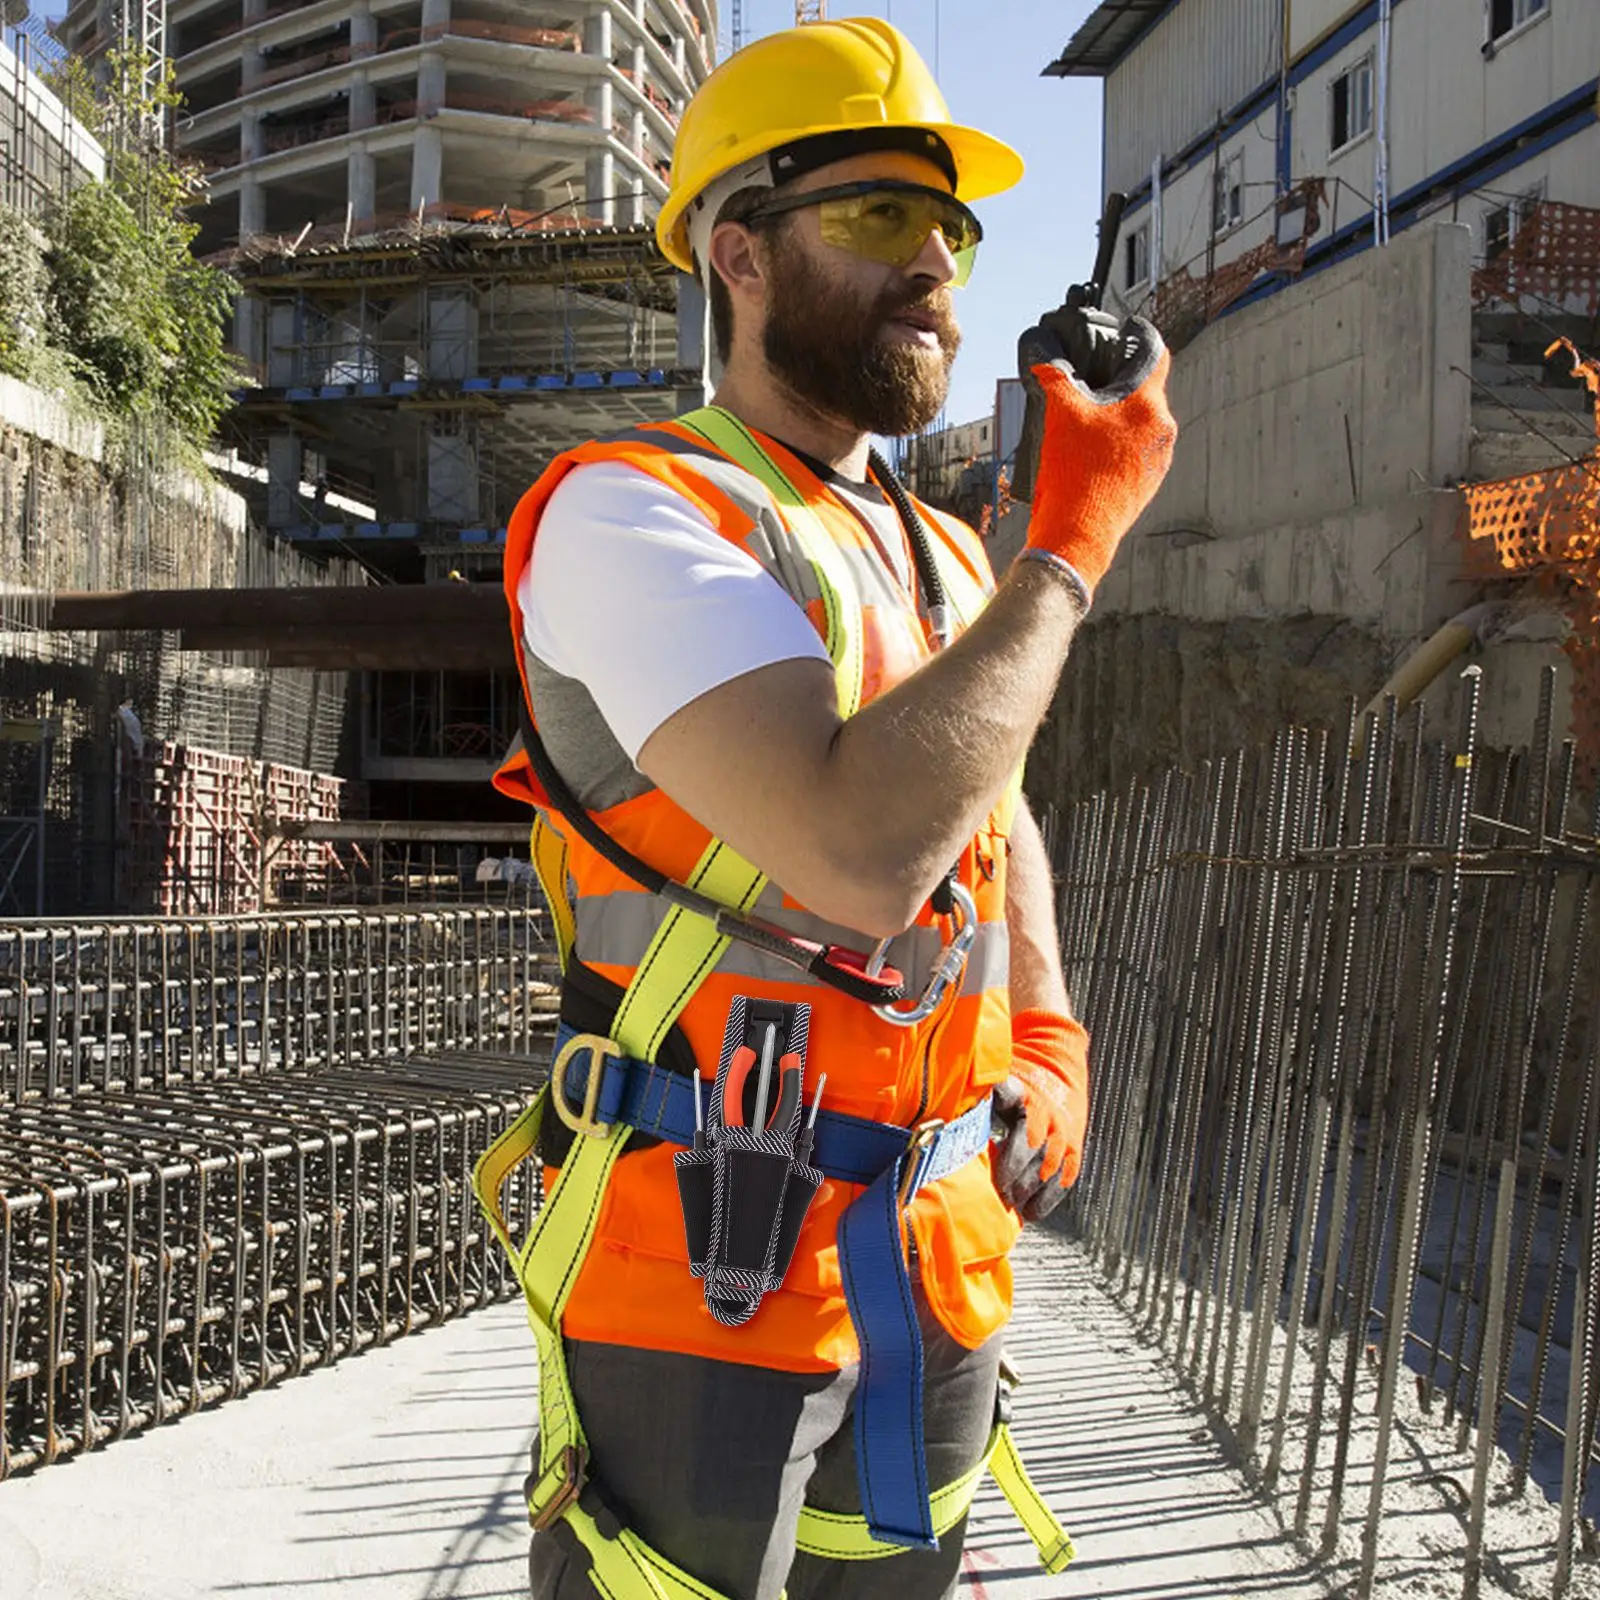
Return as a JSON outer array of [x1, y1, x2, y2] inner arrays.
[[1289, 0, 1597, 223], [1290, 0, 1366, 58], [1104, 0, 1282, 196]]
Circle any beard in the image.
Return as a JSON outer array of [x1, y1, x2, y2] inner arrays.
[[760, 225, 961, 438]]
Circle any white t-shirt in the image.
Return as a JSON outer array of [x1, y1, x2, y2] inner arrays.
[[519, 461, 835, 762]]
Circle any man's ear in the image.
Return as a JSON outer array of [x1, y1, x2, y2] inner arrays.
[[708, 220, 767, 309]]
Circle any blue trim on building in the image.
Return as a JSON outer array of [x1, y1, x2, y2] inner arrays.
[[1115, 0, 1412, 221], [1290, 0, 1389, 89], [1119, 76, 1278, 216], [1224, 78, 1598, 317]]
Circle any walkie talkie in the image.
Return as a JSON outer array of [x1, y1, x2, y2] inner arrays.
[[1011, 191, 1128, 505]]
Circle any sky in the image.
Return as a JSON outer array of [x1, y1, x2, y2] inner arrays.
[[29, 0, 1108, 429], [724, 0, 1111, 427]]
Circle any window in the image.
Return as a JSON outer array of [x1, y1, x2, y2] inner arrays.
[[1124, 222, 1150, 290], [1484, 183, 1545, 262], [1212, 151, 1243, 235], [1488, 0, 1547, 44], [1330, 55, 1374, 154]]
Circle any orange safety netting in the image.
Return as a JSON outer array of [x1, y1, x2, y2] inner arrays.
[[1148, 180, 1325, 351], [1471, 201, 1600, 318], [1460, 340, 1600, 774]]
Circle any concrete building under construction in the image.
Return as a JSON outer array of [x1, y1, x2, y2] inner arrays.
[[54, 0, 713, 256], [27, 0, 716, 878]]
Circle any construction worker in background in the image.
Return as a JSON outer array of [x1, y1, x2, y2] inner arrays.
[[474, 17, 1176, 1600]]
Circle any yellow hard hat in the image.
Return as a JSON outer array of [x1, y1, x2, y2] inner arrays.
[[656, 17, 1023, 275]]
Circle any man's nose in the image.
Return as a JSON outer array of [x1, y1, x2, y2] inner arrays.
[[906, 224, 959, 289]]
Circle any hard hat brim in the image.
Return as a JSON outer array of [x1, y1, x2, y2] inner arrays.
[[656, 120, 1024, 276]]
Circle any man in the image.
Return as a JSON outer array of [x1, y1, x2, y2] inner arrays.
[[478, 18, 1175, 1600]]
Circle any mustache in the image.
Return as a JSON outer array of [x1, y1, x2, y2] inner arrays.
[[875, 283, 956, 328]]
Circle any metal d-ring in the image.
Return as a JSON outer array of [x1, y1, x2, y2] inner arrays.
[[871, 881, 979, 1028]]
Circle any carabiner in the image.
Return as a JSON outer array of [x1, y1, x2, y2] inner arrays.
[[871, 881, 978, 1028]]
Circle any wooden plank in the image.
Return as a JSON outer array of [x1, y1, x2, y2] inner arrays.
[[39, 584, 510, 638]]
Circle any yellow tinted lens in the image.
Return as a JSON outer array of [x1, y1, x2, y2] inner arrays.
[[817, 192, 979, 280]]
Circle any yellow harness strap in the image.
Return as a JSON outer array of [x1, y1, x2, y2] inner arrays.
[[472, 415, 1073, 1600], [530, 813, 576, 973], [793, 1415, 1074, 1573], [674, 407, 866, 719]]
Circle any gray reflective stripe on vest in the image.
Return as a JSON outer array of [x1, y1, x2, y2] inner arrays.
[[574, 889, 1009, 1000], [605, 427, 915, 617]]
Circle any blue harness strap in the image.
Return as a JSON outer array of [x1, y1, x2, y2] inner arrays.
[[550, 1022, 995, 1549]]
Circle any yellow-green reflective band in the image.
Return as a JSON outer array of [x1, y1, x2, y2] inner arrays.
[[793, 1423, 1074, 1572], [565, 1503, 730, 1600], [611, 837, 767, 1062], [471, 835, 769, 1541], [531, 814, 576, 973], [794, 1433, 991, 1560], [675, 407, 865, 720], [989, 1424, 1077, 1575]]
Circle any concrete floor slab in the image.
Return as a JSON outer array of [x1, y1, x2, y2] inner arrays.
[[0, 1230, 1328, 1599]]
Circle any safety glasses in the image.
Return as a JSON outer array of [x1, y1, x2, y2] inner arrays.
[[742, 180, 983, 287]]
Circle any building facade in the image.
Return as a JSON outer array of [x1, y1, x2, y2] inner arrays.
[[1030, 0, 1600, 804], [54, 0, 713, 259], [1051, 0, 1598, 325]]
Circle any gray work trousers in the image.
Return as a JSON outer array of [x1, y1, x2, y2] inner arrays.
[[527, 1285, 1003, 1600]]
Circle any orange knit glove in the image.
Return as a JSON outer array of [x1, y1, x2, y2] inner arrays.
[[1018, 313, 1176, 605], [990, 1008, 1090, 1222]]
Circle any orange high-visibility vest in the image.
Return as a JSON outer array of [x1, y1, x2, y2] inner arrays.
[[494, 418, 1021, 1372]]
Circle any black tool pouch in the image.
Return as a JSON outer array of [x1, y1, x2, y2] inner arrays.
[[673, 997, 822, 1328]]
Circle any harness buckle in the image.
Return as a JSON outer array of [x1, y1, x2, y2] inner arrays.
[[528, 1443, 589, 1531], [898, 1118, 946, 1209], [551, 1032, 622, 1139]]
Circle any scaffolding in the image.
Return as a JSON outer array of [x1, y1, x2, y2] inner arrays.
[[0, 399, 367, 912], [221, 224, 695, 572]]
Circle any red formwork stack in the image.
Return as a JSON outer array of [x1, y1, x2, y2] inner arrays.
[[118, 741, 357, 914]]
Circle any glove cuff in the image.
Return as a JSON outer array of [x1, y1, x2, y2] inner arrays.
[[1014, 548, 1093, 615]]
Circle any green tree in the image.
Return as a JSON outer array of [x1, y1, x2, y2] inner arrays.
[[41, 48, 239, 444], [0, 207, 50, 381]]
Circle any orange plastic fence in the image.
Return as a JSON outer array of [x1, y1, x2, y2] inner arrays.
[[1461, 342, 1600, 774], [1471, 201, 1600, 319], [1147, 179, 1325, 349]]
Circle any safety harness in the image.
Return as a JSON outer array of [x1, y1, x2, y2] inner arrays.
[[471, 408, 1074, 1596]]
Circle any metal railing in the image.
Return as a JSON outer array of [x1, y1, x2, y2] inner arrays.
[[0, 903, 557, 1479], [1058, 665, 1600, 1597]]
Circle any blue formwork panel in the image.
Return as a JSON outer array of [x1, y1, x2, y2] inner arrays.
[[287, 387, 317, 401], [648, 369, 666, 384], [609, 370, 643, 388], [463, 377, 494, 392], [459, 528, 490, 543], [386, 522, 419, 540], [389, 380, 420, 396], [316, 523, 346, 539], [358, 382, 385, 397], [497, 376, 529, 392], [355, 522, 384, 539], [495, 527, 508, 544], [318, 384, 349, 400], [534, 374, 566, 390], [572, 371, 603, 389]]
